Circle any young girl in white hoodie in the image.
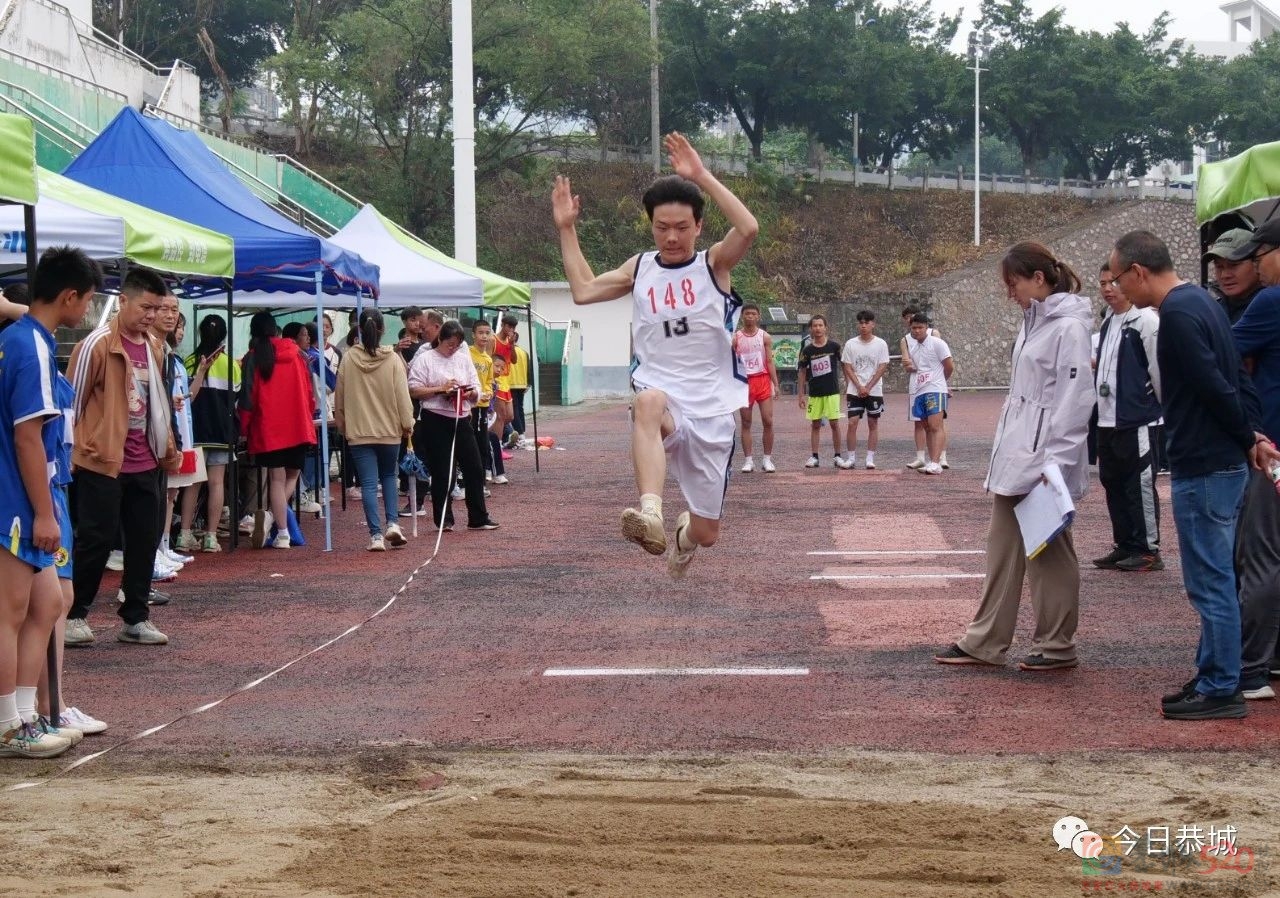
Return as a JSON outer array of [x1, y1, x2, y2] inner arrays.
[[935, 241, 1095, 672]]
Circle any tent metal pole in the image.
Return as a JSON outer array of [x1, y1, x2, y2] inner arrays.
[[23, 204, 36, 279], [316, 272, 333, 552], [226, 281, 238, 552], [527, 306, 539, 473]]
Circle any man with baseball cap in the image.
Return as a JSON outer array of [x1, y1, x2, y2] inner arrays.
[[1206, 227, 1265, 325], [1230, 216, 1280, 699]]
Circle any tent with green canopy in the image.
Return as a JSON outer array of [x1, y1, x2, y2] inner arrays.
[[0, 168, 235, 279], [0, 113, 38, 206], [1195, 140, 1280, 284]]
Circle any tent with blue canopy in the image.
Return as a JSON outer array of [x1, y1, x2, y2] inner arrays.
[[64, 107, 383, 551]]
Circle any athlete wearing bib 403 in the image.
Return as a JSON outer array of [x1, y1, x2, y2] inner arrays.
[[553, 131, 759, 580]]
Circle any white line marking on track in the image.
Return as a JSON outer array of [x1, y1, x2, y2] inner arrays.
[[543, 667, 810, 677], [810, 573, 986, 581], [807, 550, 986, 556]]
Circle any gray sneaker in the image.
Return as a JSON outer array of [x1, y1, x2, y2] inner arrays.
[[64, 618, 94, 646], [118, 620, 169, 645]]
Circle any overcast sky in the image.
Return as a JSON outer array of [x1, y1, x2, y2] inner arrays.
[[930, 1, 1231, 41]]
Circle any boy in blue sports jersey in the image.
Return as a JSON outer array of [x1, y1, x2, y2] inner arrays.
[[552, 132, 759, 578], [0, 246, 103, 758]]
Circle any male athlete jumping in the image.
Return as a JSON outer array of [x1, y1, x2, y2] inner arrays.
[[552, 132, 759, 578]]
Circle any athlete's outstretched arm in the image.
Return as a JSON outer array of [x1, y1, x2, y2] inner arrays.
[[553, 175, 636, 305], [664, 133, 759, 282]]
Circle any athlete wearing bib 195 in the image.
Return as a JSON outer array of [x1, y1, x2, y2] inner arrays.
[[632, 249, 745, 520]]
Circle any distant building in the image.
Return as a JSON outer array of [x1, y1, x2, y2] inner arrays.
[[1180, 1, 1279, 61]]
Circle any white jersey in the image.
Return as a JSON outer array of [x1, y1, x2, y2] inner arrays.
[[631, 250, 746, 417], [841, 335, 890, 398], [907, 334, 951, 395], [734, 329, 768, 377]]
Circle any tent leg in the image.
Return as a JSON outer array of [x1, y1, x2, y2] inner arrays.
[[226, 283, 239, 553], [316, 274, 332, 552], [527, 306, 539, 473], [23, 204, 37, 280]]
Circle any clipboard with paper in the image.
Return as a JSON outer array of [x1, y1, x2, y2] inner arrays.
[[1014, 464, 1075, 559]]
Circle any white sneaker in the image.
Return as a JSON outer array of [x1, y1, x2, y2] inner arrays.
[[346, 486, 362, 499], [238, 514, 255, 535], [1243, 684, 1275, 700], [667, 511, 695, 580], [0, 719, 71, 758], [865, 454, 876, 470], [58, 707, 107, 735], [804, 454, 819, 468], [845, 453, 857, 468], [64, 618, 94, 646], [906, 457, 926, 469], [35, 714, 83, 746], [451, 485, 465, 500], [368, 534, 386, 552], [271, 531, 291, 550], [298, 493, 322, 514], [761, 456, 777, 473], [384, 523, 407, 548], [940, 452, 950, 469], [105, 550, 124, 571], [152, 563, 178, 582], [493, 474, 510, 485], [118, 620, 168, 645], [834, 455, 852, 470], [923, 462, 944, 475], [485, 471, 493, 483], [251, 510, 274, 549], [741, 457, 755, 473], [621, 507, 666, 555], [162, 547, 192, 567]]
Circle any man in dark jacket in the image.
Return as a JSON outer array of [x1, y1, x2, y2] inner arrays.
[[1110, 230, 1277, 721], [1093, 263, 1164, 573]]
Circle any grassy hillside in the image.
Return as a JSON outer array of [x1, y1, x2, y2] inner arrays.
[[392, 159, 1107, 303]]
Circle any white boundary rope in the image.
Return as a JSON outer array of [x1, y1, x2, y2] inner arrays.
[[4, 408, 463, 792]]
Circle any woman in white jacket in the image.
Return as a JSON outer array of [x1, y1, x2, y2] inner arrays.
[[935, 241, 1095, 671]]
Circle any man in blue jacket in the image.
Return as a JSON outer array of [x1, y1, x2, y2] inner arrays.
[[1110, 230, 1276, 721], [1093, 262, 1164, 573], [1230, 217, 1280, 701]]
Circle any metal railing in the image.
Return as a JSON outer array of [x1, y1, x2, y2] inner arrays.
[[0, 47, 128, 105], [141, 106, 342, 236], [0, 77, 94, 143], [273, 153, 363, 209], [0, 92, 86, 155]]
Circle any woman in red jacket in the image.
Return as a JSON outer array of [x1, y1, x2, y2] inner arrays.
[[239, 311, 316, 548]]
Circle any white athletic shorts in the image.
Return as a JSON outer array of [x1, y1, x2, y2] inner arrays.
[[654, 398, 736, 521]]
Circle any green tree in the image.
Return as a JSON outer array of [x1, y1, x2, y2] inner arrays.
[[1215, 34, 1280, 153], [93, 0, 288, 96]]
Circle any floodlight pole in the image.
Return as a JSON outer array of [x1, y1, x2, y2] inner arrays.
[[650, 0, 660, 174], [968, 32, 989, 247], [452, 0, 477, 265]]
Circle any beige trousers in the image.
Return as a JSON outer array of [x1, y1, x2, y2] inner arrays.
[[956, 493, 1080, 663]]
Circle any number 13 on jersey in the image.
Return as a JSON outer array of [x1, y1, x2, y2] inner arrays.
[[648, 278, 697, 314]]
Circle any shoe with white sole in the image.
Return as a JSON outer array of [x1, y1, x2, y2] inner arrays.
[[451, 485, 465, 500], [906, 457, 926, 470], [0, 719, 70, 758], [64, 618, 94, 646], [368, 534, 386, 552], [384, 523, 407, 548], [271, 531, 291, 550], [804, 454, 819, 468], [741, 457, 754, 473], [298, 493, 322, 514], [251, 510, 274, 549], [35, 714, 82, 746], [667, 511, 695, 580], [152, 563, 178, 583], [865, 455, 876, 470], [118, 620, 168, 645], [761, 456, 777, 473], [105, 550, 124, 572], [922, 462, 944, 475], [940, 452, 950, 469], [174, 531, 199, 552], [162, 547, 192, 567], [493, 474, 510, 485], [1243, 684, 1276, 700], [621, 507, 666, 555], [834, 455, 853, 470], [238, 514, 255, 535], [57, 707, 107, 735], [200, 532, 222, 553]]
